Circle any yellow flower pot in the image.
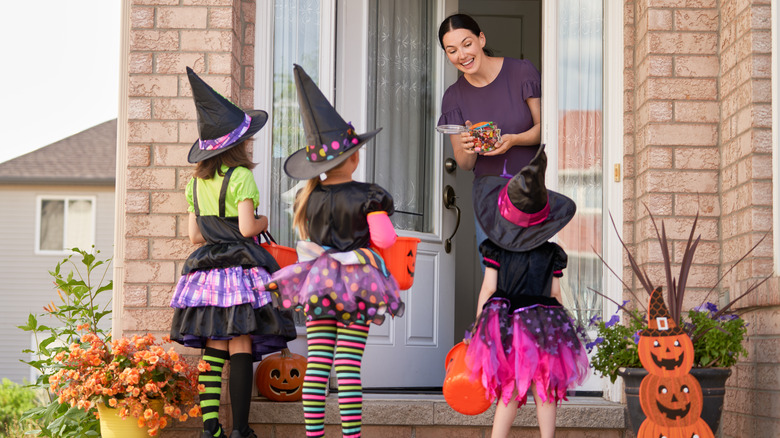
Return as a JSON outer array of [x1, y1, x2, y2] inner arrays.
[[97, 402, 159, 438]]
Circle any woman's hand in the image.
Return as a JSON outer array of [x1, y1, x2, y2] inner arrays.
[[482, 133, 517, 156], [449, 120, 478, 170]]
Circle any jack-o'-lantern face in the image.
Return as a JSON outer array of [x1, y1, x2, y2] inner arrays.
[[638, 417, 714, 438], [640, 374, 703, 428], [255, 349, 307, 402], [406, 250, 416, 278], [638, 334, 694, 377]]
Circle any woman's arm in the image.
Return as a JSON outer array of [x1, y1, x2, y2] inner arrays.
[[475, 267, 498, 320], [483, 97, 541, 156], [188, 212, 206, 244], [449, 130, 478, 171], [238, 199, 268, 237]]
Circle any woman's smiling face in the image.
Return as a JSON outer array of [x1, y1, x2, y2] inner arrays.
[[441, 28, 485, 75]]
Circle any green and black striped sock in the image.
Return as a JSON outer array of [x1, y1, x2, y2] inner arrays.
[[200, 347, 229, 437]]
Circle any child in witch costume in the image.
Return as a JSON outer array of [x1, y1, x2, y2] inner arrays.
[[265, 65, 404, 438], [170, 67, 296, 438], [466, 145, 589, 438]]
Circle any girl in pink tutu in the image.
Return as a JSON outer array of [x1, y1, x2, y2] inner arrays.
[[467, 145, 589, 438], [265, 65, 404, 438]]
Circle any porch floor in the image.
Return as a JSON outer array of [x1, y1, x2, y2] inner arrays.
[[246, 394, 630, 437]]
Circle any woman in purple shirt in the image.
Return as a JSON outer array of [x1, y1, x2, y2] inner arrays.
[[438, 13, 542, 252]]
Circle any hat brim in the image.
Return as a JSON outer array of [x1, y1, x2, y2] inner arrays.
[[188, 109, 269, 163], [283, 128, 382, 180], [473, 175, 576, 251]]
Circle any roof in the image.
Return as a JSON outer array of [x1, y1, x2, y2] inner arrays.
[[0, 119, 117, 185]]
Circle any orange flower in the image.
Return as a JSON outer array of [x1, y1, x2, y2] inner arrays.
[[197, 360, 211, 372], [109, 398, 118, 407], [189, 405, 201, 417]]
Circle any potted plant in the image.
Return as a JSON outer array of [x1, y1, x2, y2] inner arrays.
[[587, 211, 768, 435], [50, 330, 204, 437]]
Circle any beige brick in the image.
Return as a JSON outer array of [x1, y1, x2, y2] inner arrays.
[[151, 237, 196, 260], [131, 6, 155, 29], [126, 192, 150, 214], [207, 53, 232, 74], [126, 214, 177, 238], [646, 123, 717, 146], [151, 192, 189, 214], [122, 308, 174, 332], [244, 23, 255, 43], [152, 98, 196, 120], [125, 237, 149, 260], [129, 75, 179, 97], [123, 285, 148, 307], [149, 285, 177, 307], [156, 53, 206, 74], [675, 9, 718, 31], [674, 194, 720, 216], [675, 55, 718, 77], [643, 170, 718, 193], [241, 1, 255, 24], [154, 144, 191, 167], [647, 32, 718, 55], [127, 145, 151, 167], [674, 101, 718, 123], [130, 30, 180, 51], [645, 78, 716, 100], [209, 7, 233, 28], [129, 98, 152, 120], [178, 120, 200, 144], [647, 9, 672, 30], [133, 0, 178, 4], [181, 30, 233, 52], [129, 52, 154, 74], [182, 0, 233, 5], [674, 147, 719, 170], [158, 7, 208, 29], [127, 168, 177, 190], [128, 121, 179, 143]]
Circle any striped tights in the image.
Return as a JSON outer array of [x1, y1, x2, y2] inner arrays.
[[302, 318, 370, 438]]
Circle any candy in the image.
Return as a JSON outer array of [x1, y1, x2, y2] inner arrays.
[[469, 121, 501, 153]]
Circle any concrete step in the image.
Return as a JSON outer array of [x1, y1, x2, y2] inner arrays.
[[246, 394, 630, 437]]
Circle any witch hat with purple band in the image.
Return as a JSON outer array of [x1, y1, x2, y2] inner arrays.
[[283, 64, 382, 180], [473, 145, 576, 251], [186, 67, 268, 163]]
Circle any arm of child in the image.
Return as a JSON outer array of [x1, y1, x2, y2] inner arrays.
[[367, 211, 397, 248], [188, 212, 206, 244], [238, 199, 268, 237], [551, 277, 562, 302], [475, 267, 498, 321]]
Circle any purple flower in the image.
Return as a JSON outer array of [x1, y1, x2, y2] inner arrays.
[[605, 315, 620, 328], [705, 302, 719, 313], [632, 331, 640, 344], [589, 314, 602, 326], [585, 337, 605, 350]]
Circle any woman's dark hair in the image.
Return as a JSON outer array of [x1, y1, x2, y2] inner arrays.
[[194, 141, 256, 179], [438, 13, 492, 56]]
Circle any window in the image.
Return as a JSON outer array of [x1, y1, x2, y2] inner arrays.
[[36, 196, 95, 254]]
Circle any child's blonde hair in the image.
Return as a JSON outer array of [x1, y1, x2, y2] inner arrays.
[[292, 156, 355, 239]]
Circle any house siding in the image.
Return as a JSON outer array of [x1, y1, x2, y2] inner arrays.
[[0, 185, 114, 384]]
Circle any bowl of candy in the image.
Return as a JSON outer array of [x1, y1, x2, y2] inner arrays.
[[469, 121, 501, 153]]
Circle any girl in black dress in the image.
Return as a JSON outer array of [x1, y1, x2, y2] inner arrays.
[[467, 146, 589, 438]]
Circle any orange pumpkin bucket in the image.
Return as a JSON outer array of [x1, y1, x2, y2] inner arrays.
[[442, 342, 492, 415], [374, 236, 421, 290], [260, 231, 298, 268]]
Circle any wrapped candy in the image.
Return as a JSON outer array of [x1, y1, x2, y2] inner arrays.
[[469, 121, 501, 153]]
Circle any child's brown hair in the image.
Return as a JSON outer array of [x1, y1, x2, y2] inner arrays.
[[194, 141, 255, 179]]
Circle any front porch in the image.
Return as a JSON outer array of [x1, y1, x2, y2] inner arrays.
[[244, 394, 629, 437]]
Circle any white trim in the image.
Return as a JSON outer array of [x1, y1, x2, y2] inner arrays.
[[35, 195, 97, 255], [113, 0, 131, 338], [541, 0, 558, 188], [603, 0, 625, 402], [772, 1, 779, 273], [254, 0, 274, 216]]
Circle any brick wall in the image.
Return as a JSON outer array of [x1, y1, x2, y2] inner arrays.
[[123, 0, 256, 435], [717, 1, 779, 437]]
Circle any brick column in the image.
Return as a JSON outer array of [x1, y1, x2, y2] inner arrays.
[[121, 0, 255, 434], [629, 0, 720, 307], [718, 1, 779, 436]]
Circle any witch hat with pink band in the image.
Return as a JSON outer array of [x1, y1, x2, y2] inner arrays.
[[473, 145, 576, 251], [186, 67, 268, 163]]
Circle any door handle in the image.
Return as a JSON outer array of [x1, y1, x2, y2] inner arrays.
[[443, 185, 460, 253]]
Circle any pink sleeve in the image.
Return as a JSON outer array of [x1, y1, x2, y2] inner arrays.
[[367, 211, 397, 249]]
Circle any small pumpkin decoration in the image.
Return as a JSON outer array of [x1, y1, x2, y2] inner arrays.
[[638, 417, 715, 438], [639, 371, 704, 428], [255, 348, 307, 402], [373, 236, 420, 290], [638, 288, 694, 377]]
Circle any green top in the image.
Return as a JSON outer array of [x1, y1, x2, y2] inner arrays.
[[186, 165, 260, 217]]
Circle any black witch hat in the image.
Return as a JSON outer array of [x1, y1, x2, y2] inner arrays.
[[473, 145, 576, 251], [283, 64, 382, 180], [186, 67, 268, 163]]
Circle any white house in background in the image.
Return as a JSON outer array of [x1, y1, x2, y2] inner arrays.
[[0, 119, 116, 383]]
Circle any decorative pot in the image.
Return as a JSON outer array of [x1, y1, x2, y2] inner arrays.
[[619, 367, 732, 436], [97, 402, 157, 438]]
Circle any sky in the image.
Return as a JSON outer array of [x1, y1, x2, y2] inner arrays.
[[0, 1, 121, 164]]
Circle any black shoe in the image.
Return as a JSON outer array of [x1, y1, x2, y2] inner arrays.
[[202, 425, 226, 438], [229, 429, 257, 438]]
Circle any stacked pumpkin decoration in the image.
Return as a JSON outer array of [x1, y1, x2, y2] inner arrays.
[[636, 288, 714, 438], [255, 348, 307, 402]]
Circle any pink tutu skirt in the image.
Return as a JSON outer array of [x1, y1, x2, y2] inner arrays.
[[466, 297, 589, 406], [266, 242, 404, 325]]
